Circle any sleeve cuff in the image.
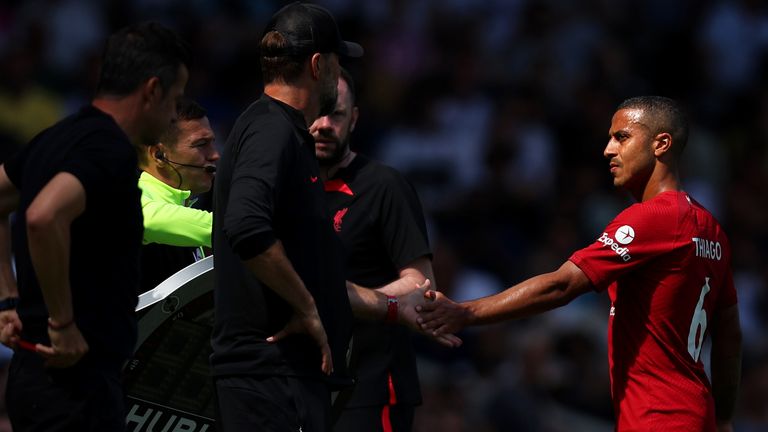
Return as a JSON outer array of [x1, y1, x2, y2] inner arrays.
[[232, 231, 277, 260], [568, 255, 603, 292]]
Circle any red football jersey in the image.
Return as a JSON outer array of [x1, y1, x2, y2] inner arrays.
[[569, 191, 737, 431]]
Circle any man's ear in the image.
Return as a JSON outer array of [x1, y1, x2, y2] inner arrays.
[[141, 76, 163, 108], [138, 143, 159, 170], [310, 53, 322, 81], [149, 143, 166, 165], [350, 106, 360, 132], [653, 132, 673, 156]]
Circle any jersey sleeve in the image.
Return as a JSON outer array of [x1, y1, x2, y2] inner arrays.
[[222, 119, 293, 260], [60, 130, 136, 202], [569, 201, 681, 291], [141, 198, 213, 248], [376, 168, 432, 269], [3, 128, 53, 188]]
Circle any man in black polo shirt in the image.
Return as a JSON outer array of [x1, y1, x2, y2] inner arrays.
[[312, 69, 434, 431], [211, 3, 363, 431], [0, 23, 189, 431], [212, 3, 458, 431]]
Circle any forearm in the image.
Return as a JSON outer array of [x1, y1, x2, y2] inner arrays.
[[0, 217, 17, 299], [375, 256, 434, 297], [347, 282, 388, 321], [27, 217, 73, 324], [0, 166, 19, 299], [466, 261, 590, 326], [349, 257, 436, 322], [24, 172, 85, 325], [244, 240, 317, 315]]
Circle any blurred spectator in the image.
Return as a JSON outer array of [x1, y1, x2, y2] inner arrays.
[[0, 46, 63, 153]]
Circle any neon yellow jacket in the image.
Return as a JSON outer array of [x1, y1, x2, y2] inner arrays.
[[138, 171, 212, 248]]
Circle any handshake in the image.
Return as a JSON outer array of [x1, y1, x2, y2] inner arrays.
[[267, 278, 470, 375], [378, 279, 468, 349]]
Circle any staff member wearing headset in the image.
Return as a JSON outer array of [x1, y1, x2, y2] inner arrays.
[[137, 97, 219, 294]]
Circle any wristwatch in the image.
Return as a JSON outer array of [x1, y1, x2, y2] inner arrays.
[[0, 297, 19, 311], [385, 296, 398, 324]]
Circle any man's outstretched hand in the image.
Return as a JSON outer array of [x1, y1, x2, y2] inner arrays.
[[416, 290, 470, 337], [399, 279, 463, 348]]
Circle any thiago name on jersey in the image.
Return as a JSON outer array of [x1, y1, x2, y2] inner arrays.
[[692, 237, 722, 261]]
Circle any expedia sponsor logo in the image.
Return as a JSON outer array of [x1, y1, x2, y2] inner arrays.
[[597, 232, 632, 262], [615, 225, 635, 245], [692, 237, 722, 261]]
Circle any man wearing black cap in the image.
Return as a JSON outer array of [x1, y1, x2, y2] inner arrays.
[[210, 3, 446, 431]]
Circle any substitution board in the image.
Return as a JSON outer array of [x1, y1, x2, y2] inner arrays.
[[124, 256, 216, 432]]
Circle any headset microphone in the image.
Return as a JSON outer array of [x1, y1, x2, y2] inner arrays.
[[155, 150, 216, 173]]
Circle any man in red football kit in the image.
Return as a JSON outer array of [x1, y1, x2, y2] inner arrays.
[[417, 96, 742, 432]]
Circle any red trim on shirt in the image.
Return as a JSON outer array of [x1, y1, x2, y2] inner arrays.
[[324, 179, 354, 195], [381, 405, 393, 432], [388, 372, 397, 404], [380, 372, 398, 432]]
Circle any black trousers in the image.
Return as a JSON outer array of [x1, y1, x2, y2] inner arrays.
[[334, 404, 415, 432], [6, 350, 126, 432], [216, 375, 331, 432]]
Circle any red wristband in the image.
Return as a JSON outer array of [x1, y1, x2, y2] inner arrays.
[[47, 317, 75, 331], [385, 296, 398, 324]]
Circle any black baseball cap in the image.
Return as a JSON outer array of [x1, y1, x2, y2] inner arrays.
[[262, 2, 363, 58]]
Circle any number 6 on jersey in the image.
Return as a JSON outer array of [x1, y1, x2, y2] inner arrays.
[[687, 277, 711, 362]]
